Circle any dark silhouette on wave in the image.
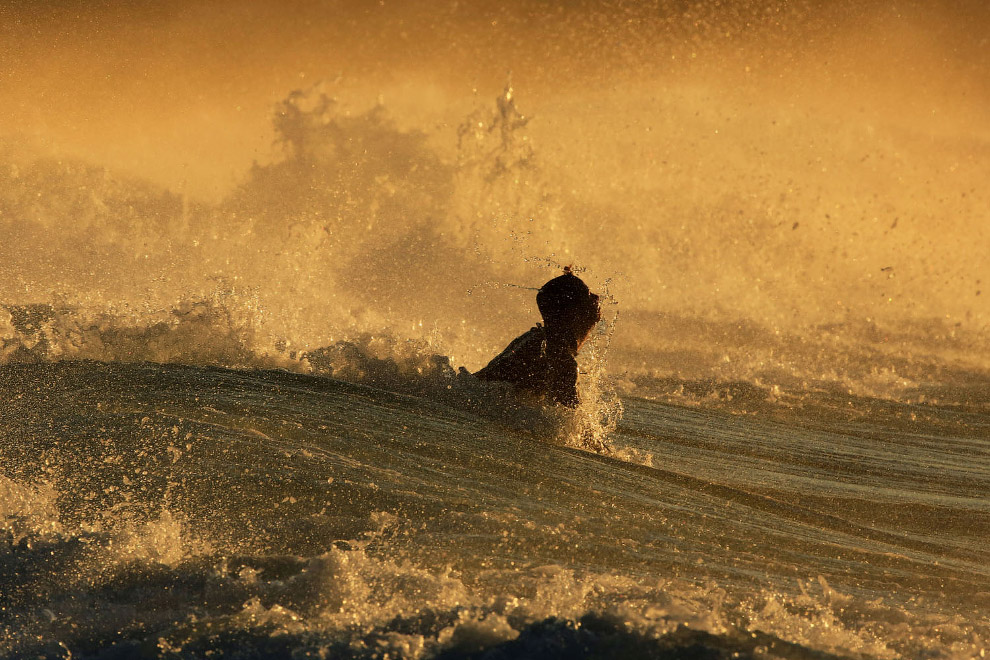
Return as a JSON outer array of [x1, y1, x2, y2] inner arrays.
[[475, 268, 601, 407]]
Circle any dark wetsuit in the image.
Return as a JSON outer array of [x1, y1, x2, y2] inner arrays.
[[474, 324, 580, 407]]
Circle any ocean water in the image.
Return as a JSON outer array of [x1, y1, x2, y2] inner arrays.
[[1, 321, 988, 659], [3, 2, 989, 657]]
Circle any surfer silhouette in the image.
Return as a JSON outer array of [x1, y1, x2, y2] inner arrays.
[[474, 267, 601, 407]]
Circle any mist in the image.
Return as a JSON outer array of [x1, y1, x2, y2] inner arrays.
[[2, 0, 988, 389]]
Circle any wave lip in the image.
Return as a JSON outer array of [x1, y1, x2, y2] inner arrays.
[[7, 298, 990, 413]]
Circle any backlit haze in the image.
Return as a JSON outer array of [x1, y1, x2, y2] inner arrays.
[[2, 0, 988, 398]]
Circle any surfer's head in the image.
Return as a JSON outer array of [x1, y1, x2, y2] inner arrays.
[[537, 267, 601, 349]]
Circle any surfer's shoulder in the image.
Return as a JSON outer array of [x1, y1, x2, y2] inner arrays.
[[473, 324, 547, 383]]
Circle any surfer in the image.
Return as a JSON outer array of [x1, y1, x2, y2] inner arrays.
[[474, 267, 601, 407]]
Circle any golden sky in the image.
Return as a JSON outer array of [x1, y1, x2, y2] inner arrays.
[[3, 0, 986, 200]]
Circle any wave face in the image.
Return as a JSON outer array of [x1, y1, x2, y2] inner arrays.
[[2, 361, 987, 659]]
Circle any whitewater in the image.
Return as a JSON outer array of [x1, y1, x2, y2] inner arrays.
[[2, 316, 988, 659], [3, 2, 990, 657]]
